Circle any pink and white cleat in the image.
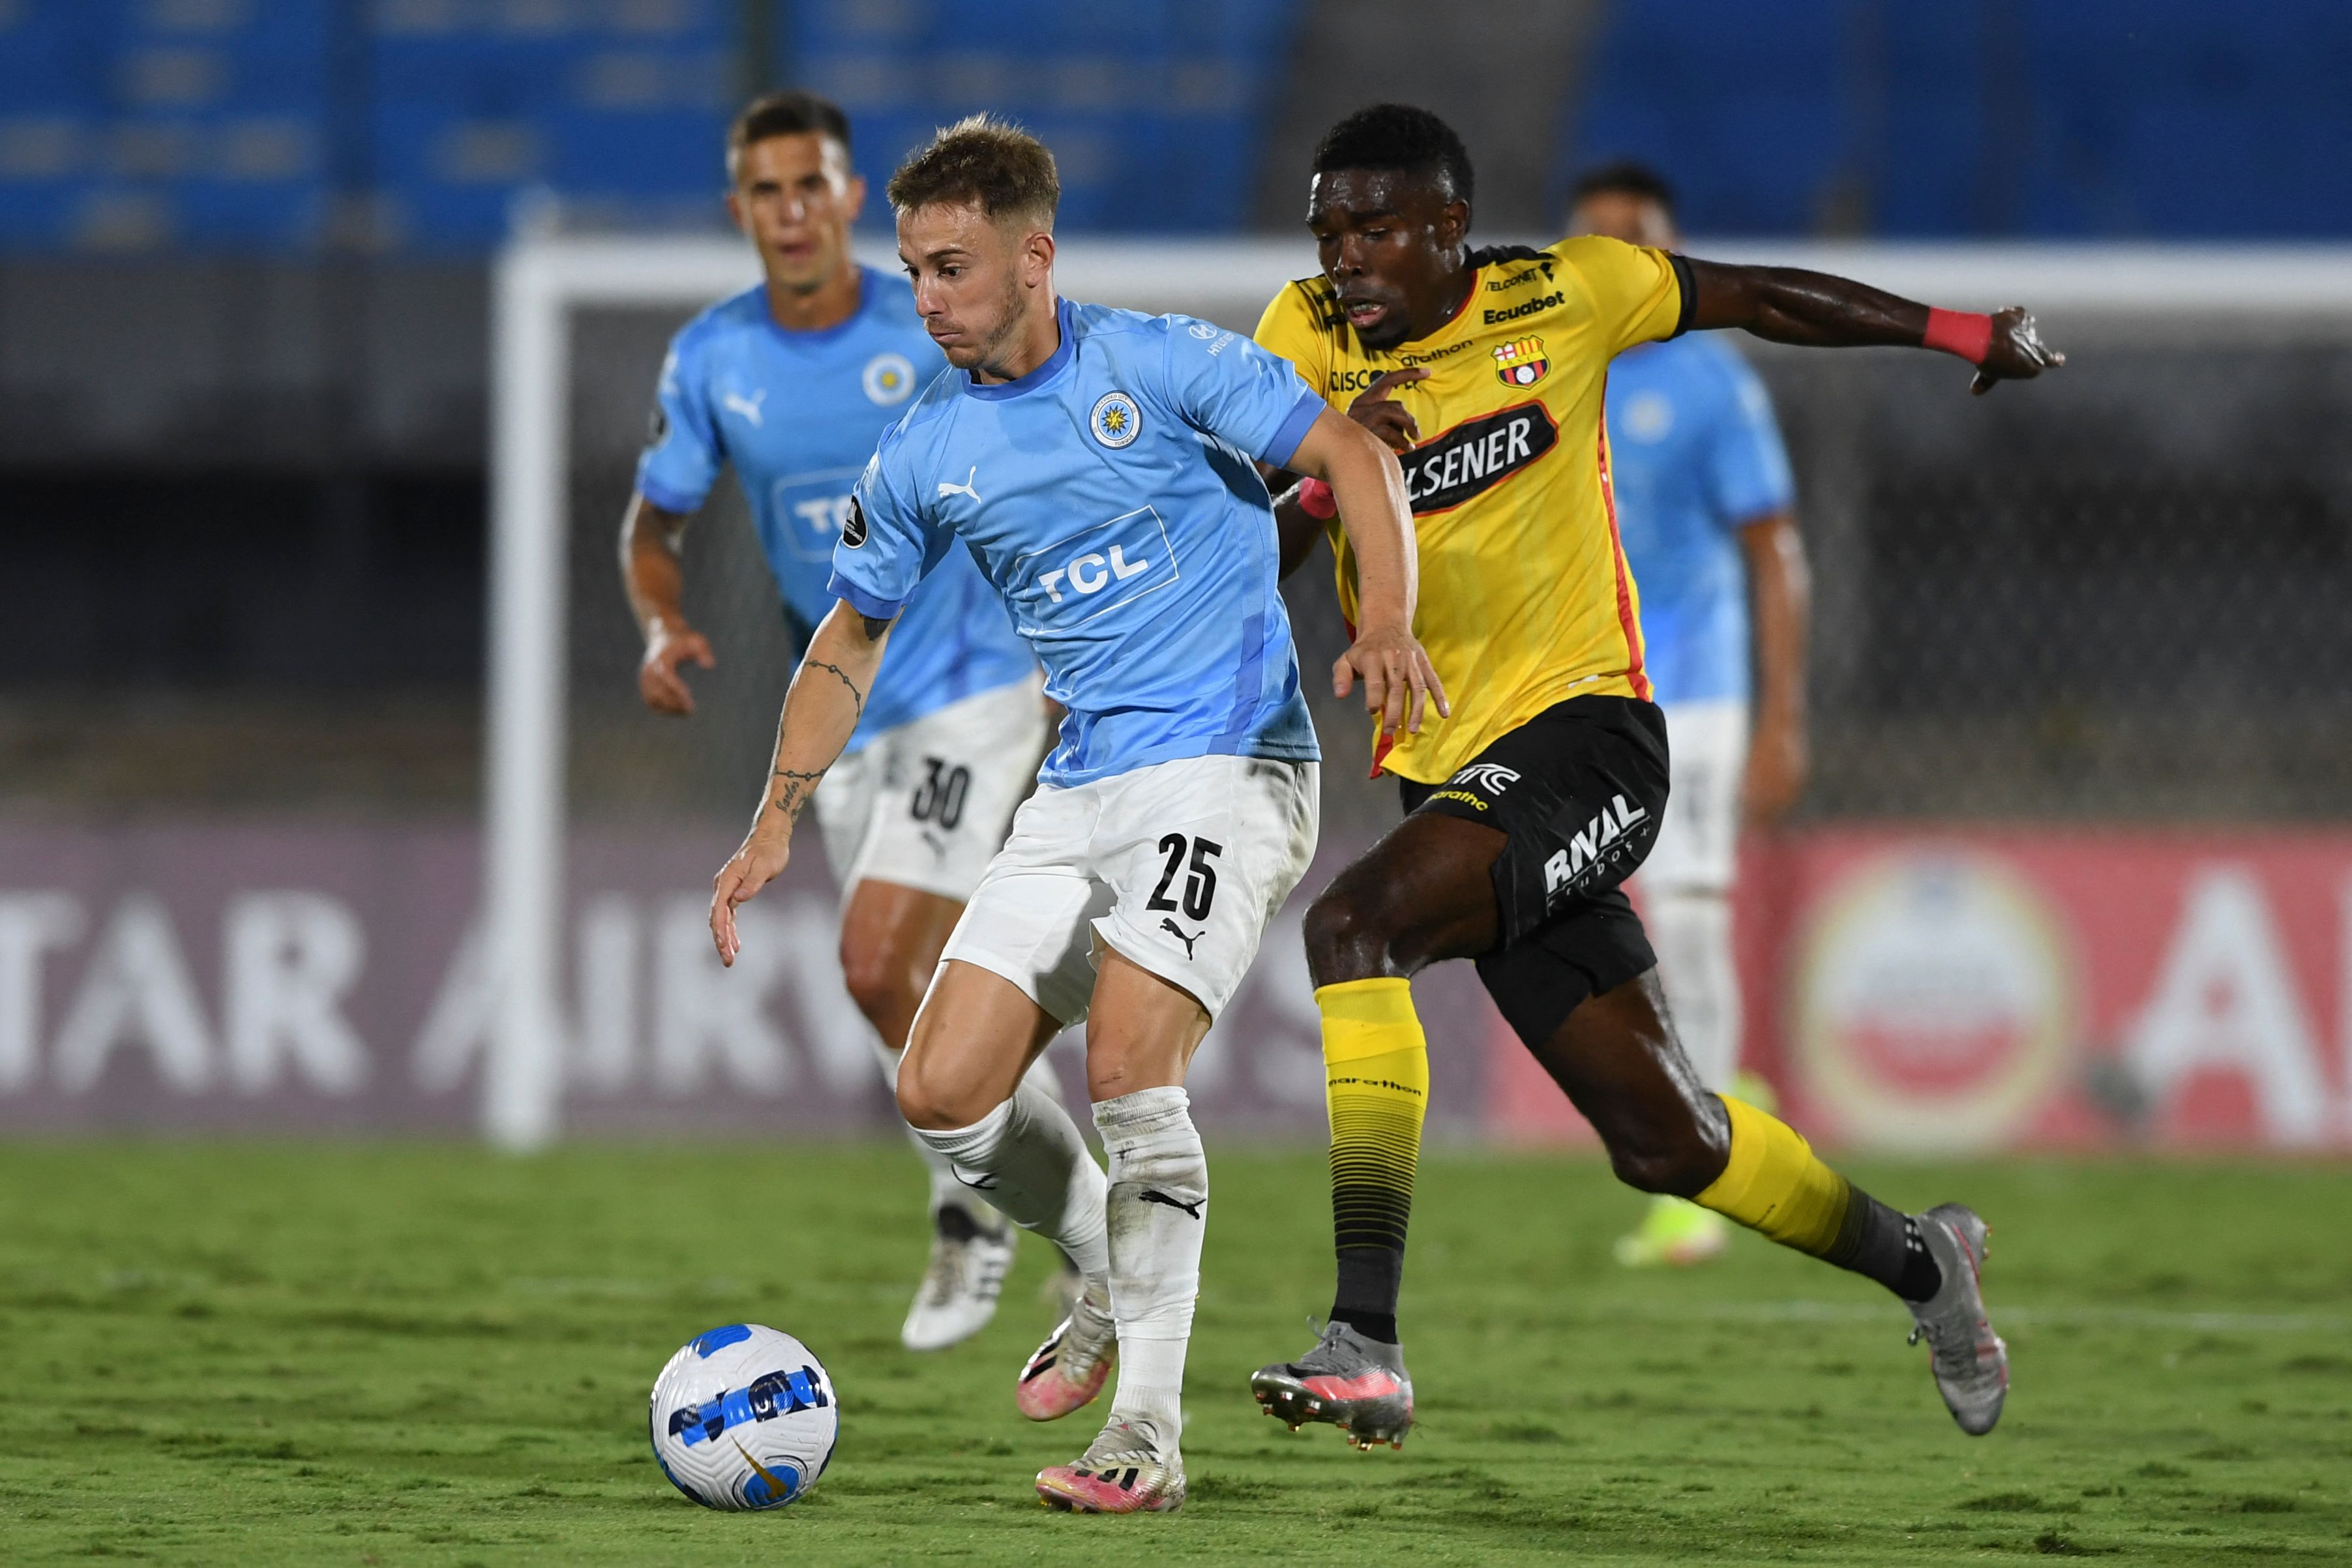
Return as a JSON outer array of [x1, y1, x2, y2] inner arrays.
[[1035, 1416, 1184, 1514], [1015, 1287, 1116, 1422], [1249, 1320, 1414, 1449]]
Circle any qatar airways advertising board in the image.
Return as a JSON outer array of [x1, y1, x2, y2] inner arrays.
[[3, 821, 2349, 1151]]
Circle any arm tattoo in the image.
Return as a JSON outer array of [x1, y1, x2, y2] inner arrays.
[[805, 659, 866, 717], [859, 612, 895, 641], [769, 766, 825, 821]]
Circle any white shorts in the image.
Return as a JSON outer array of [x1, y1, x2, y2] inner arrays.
[[940, 753, 1320, 1026], [812, 673, 1051, 904], [1637, 698, 1749, 895]]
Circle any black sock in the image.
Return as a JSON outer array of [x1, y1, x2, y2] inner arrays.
[[1824, 1187, 1944, 1303], [1330, 1246, 1402, 1344]]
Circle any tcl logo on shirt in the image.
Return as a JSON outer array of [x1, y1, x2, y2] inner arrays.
[[1401, 402, 1559, 514], [1007, 505, 1181, 631]]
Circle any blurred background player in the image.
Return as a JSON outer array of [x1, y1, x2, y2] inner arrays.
[[1566, 162, 1809, 1271], [619, 91, 1067, 1352]]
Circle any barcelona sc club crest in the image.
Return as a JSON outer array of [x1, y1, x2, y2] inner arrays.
[[1493, 336, 1548, 388]]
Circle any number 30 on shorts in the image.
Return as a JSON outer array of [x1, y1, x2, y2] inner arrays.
[[909, 756, 970, 830], [1146, 835, 1222, 922]]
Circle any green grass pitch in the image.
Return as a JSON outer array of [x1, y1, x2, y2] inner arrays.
[[2, 1142, 2348, 1565]]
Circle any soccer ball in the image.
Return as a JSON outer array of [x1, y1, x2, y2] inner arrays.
[[648, 1323, 839, 1510]]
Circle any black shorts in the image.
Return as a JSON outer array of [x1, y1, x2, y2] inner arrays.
[[1398, 696, 1671, 1049]]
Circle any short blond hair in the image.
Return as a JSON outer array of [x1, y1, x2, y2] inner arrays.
[[885, 115, 1058, 230]]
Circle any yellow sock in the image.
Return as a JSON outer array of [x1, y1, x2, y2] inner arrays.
[[1692, 1095, 1854, 1257], [1318, 978, 1428, 1333]]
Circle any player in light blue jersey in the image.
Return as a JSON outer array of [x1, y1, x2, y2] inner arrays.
[[1570, 164, 1811, 1269], [709, 117, 1444, 1513], [620, 93, 1069, 1354]]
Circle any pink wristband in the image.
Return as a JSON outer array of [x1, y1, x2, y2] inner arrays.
[[1296, 477, 1337, 520], [1923, 307, 1993, 365]]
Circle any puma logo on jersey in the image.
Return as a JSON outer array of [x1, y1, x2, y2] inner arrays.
[[1039, 544, 1150, 603], [1159, 918, 1200, 958], [1542, 794, 1652, 902], [1137, 1189, 1204, 1219], [722, 389, 766, 427], [1450, 763, 1521, 795], [936, 466, 982, 503]]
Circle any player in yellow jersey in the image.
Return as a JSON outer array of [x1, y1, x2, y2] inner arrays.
[[1243, 105, 2062, 1451]]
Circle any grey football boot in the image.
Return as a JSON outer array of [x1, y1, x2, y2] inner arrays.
[[1906, 1203, 2009, 1435], [1250, 1321, 1414, 1449]]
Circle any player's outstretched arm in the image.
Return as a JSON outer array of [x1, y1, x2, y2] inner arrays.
[[1287, 406, 1451, 739], [619, 494, 716, 714], [1682, 257, 2064, 395], [709, 601, 895, 966]]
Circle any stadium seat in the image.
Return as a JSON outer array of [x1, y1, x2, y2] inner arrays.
[[788, 0, 1306, 233], [1565, 0, 2352, 239]]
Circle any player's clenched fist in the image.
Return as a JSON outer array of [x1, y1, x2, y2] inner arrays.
[[1347, 367, 1427, 453], [639, 620, 716, 715], [1971, 306, 2063, 396], [1333, 623, 1450, 741], [709, 829, 791, 966]]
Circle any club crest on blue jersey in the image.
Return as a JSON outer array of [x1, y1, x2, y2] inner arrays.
[[1090, 391, 1142, 449], [863, 352, 916, 406]]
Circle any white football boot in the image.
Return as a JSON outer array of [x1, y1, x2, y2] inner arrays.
[[900, 1204, 1015, 1352]]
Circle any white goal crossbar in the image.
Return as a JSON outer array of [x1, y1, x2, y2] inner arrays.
[[484, 235, 2352, 1149]]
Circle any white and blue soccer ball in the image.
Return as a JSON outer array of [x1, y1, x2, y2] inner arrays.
[[648, 1323, 838, 1510]]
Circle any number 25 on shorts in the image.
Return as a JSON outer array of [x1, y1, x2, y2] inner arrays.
[[1146, 835, 1222, 922]]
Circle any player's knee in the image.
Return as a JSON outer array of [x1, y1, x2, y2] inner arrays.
[[1302, 880, 1403, 984], [893, 1051, 978, 1132], [1596, 1107, 1727, 1198], [837, 934, 914, 1028]]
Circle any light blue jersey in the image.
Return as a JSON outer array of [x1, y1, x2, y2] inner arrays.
[[1606, 334, 1796, 705], [831, 299, 1325, 788], [635, 268, 1035, 750]]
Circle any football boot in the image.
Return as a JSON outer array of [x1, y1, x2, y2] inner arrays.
[[1017, 1285, 1117, 1421], [1249, 1320, 1414, 1449], [1036, 1415, 1184, 1514], [900, 1204, 1015, 1352], [1905, 1202, 2008, 1436], [1614, 1194, 1731, 1268]]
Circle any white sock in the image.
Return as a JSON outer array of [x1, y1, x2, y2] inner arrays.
[[876, 1033, 1068, 1224], [1646, 887, 1741, 1091], [906, 1080, 1109, 1289], [1092, 1086, 1206, 1441]]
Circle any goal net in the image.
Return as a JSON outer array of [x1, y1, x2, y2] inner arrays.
[[485, 234, 2352, 1148]]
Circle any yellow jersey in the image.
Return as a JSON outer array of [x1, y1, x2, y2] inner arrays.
[[1253, 237, 1690, 783]]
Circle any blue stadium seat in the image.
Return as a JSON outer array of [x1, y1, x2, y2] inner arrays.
[[1566, 0, 2352, 239], [788, 0, 1306, 233], [368, 0, 730, 250]]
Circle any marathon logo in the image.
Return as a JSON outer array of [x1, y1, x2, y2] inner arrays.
[[1541, 794, 1651, 904], [1483, 290, 1563, 325], [1401, 402, 1558, 514]]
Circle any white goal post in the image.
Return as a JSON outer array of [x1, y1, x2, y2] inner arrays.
[[484, 235, 2352, 1150]]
